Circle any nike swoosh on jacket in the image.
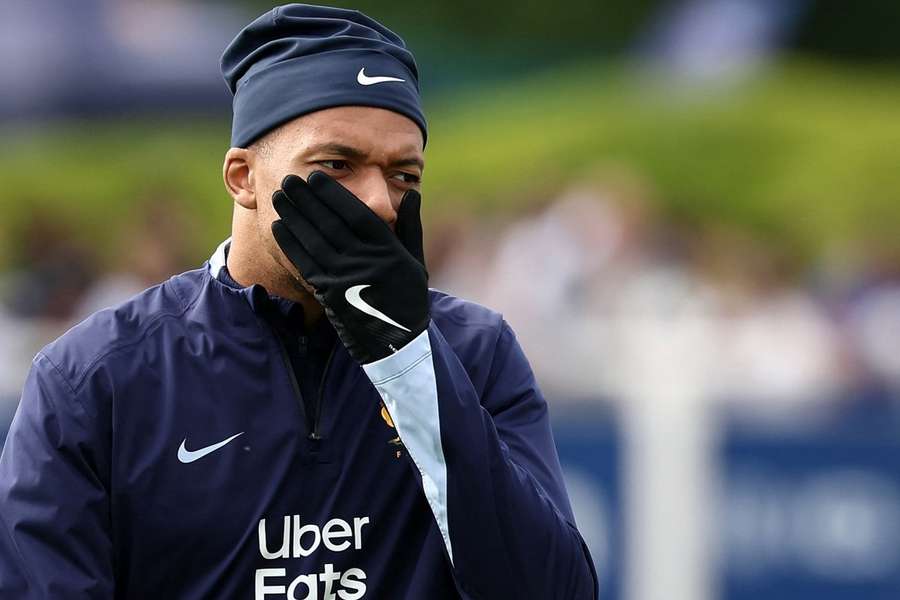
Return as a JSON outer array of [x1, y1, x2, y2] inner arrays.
[[0, 239, 598, 599]]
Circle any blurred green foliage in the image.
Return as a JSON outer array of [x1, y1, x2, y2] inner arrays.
[[792, 0, 900, 63], [234, 1, 900, 69], [240, 0, 661, 58], [2, 60, 899, 269]]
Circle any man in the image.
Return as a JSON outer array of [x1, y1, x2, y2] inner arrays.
[[0, 4, 597, 599]]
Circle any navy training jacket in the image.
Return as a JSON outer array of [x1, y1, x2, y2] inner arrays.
[[0, 240, 598, 599]]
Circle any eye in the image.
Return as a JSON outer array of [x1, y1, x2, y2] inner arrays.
[[318, 159, 350, 171], [391, 172, 421, 185]]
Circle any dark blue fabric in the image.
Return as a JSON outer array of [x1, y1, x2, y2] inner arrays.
[[222, 3, 427, 147], [0, 261, 595, 598], [426, 322, 600, 598], [217, 263, 336, 435]]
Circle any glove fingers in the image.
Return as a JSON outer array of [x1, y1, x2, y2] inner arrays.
[[395, 190, 425, 266], [281, 174, 314, 201], [273, 191, 340, 266], [281, 174, 353, 252], [271, 219, 326, 285], [307, 170, 394, 245]]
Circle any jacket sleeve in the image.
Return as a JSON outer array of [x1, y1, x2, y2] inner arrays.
[[363, 319, 599, 599], [0, 352, 114, 598]]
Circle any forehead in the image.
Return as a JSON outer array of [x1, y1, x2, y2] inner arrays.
[[275, 106, 424, 160]]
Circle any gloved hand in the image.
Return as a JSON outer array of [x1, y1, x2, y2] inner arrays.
[[271, 171, 429, 364]]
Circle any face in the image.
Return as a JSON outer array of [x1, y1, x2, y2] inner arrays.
[[224, 105, 424, 286]]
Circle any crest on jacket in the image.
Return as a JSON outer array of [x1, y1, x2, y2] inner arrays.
[[380, 401, 404, 458]]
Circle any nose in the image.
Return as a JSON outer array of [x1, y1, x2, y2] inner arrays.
[[349, 169, 397, 229]]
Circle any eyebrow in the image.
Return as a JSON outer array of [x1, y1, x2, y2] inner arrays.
[[302, 142, 424, 171]]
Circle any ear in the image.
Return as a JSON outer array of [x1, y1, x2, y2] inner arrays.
[[223, 147, 257, 210]]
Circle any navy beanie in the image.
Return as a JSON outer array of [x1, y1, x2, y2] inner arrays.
[[221, 4, 427, 148]]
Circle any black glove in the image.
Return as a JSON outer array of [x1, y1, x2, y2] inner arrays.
[[271, 171, 429, 364]]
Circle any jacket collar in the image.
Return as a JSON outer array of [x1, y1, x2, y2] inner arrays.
[[206, 239, 339, 354], [208, 237, 231, 281], [206, 238, 282, 316]]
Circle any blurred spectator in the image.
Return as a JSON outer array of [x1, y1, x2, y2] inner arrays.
[[0, 210, 97, 407], [0, 193, 195, 410], [435, 171, 712, 400], [696, 226, 846, 415], [3, 210, 97, 322], [0, 304, 44, 408], [75, 193, 195, 318], [432, 171, 872, 419], [840, 251, 900, 406]]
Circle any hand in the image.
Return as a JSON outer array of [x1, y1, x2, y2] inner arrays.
[[271, 171, 429, 364]]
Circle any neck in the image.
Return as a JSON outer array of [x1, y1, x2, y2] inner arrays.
[[226, 220, 324, 329]]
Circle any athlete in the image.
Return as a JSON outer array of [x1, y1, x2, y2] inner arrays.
[[0, 4, 597, 598]]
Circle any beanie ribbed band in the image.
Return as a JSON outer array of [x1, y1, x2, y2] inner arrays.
[[221, 4, 427, 148]]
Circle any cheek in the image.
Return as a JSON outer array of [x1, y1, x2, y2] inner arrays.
[[254, 165, 288, 219], [255, 164, 316, 242], [258, 161, 316, 203], [252, 179, 282, 242]]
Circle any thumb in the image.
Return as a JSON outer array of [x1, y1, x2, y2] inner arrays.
[[395, 189, 425, 266]]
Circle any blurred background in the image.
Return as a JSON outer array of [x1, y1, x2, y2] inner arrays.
[[2, 0, 900, 598]]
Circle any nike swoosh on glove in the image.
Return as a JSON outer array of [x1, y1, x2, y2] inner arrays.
[[271, 171, 430, 364]]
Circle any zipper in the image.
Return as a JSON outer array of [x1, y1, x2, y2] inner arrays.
[[271, 327, 309, 432], [310, 341, 338, 441], [270, 322, 338, 442]]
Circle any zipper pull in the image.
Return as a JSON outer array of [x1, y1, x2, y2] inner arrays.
[[297, 335, 308, 358]]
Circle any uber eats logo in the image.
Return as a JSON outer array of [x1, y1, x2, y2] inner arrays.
[[255, 514, 371, 599]]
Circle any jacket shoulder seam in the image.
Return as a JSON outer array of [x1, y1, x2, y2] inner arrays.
[[68, 279, 205, 394], [34, 351, 77, 399]]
